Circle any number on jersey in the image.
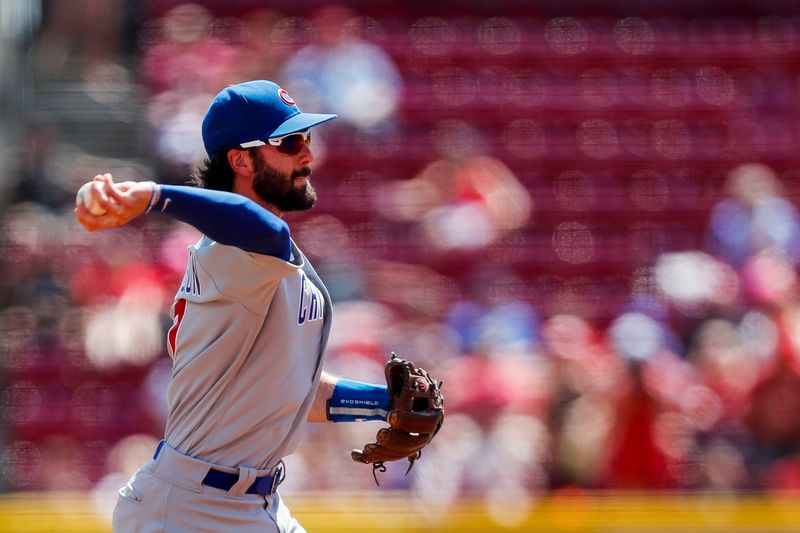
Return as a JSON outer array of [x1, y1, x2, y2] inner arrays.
[[168, 298, 187, 358]]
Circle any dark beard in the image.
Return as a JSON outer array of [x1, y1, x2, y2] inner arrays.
[[251, 153, 316, 212]]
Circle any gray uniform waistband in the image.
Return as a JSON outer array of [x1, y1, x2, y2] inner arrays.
[[147, 440, 283, 498]]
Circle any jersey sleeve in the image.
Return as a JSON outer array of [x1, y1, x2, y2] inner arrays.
[[150, 185, 291, 260]]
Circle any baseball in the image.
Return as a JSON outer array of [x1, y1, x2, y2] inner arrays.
[[76, 181, 108, 216]]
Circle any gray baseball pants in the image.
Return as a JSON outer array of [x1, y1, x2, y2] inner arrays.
[[112, 442, 306, 532]]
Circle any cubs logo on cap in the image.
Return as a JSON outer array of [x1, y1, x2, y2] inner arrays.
[[278, 89, 295, 106]]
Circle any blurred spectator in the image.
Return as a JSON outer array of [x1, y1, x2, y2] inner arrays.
[[741, 304, 800, 489], [444, 264, 539, 358], [281, 4, 403, 129], [740, 248, 799, 308], [439, 269, 548, 423], [707, 163, 800, 268], [234, 9, 286, 82], [596, 358, 677, 489], [383, 155, 532, 253], [140, 3, 247, 175], [600, 322, 722, 489], [542, 314, 626, 487], [688, 316, 773, 423], [140, 3, 238, 95], [654, 251, 741, 313], [544, 311, 725, 490]]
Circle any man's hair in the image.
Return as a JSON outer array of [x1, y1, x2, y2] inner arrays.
[[190, 154, 235, 191]]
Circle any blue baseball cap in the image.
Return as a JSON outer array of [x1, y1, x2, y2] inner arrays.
[[202, 80, 337, 157]]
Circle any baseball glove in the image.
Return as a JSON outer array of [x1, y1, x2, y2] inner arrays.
[[351, 353, 445, 484]]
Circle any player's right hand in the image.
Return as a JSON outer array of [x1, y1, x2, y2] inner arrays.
[[75, 173, 156, 232]]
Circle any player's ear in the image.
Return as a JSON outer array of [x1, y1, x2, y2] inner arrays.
[[227, 148, 255, 176]]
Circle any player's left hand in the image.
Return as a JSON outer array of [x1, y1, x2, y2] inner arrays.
[[75, 173, 155, 232], [351, 354, 444, 484]]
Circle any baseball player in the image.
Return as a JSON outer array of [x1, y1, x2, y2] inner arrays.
[[74, 80, 443, 533]]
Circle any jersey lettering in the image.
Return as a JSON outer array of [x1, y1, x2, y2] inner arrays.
[[179, 252, 201, 296], [297, 273, 324, 325], [168, 298, 187, 358]]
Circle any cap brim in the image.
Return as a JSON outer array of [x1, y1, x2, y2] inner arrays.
[[271, 112, 337, 138]]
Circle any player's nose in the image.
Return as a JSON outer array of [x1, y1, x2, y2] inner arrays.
[[298, 141, 314, 166]]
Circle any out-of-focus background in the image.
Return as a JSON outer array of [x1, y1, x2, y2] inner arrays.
[[2, 0, 800, 531]]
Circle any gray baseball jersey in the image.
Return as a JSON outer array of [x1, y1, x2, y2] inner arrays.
[[163, 236, 332, 470]]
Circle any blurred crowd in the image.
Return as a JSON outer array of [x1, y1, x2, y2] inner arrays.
[[3, 0, 800, 521]]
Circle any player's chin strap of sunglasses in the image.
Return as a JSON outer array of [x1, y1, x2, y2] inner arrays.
[[153, 440, 285, 496]]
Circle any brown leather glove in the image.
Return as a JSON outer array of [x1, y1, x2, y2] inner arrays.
[[351, 353, 445, 483]]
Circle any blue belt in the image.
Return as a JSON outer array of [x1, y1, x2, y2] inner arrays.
[[153, 440, 284, 496]]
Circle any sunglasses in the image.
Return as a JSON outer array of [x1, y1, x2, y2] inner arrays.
[[239, 130, 311, 155]]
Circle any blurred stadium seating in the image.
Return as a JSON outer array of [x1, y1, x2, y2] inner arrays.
[[3, 0, 800, 531]]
